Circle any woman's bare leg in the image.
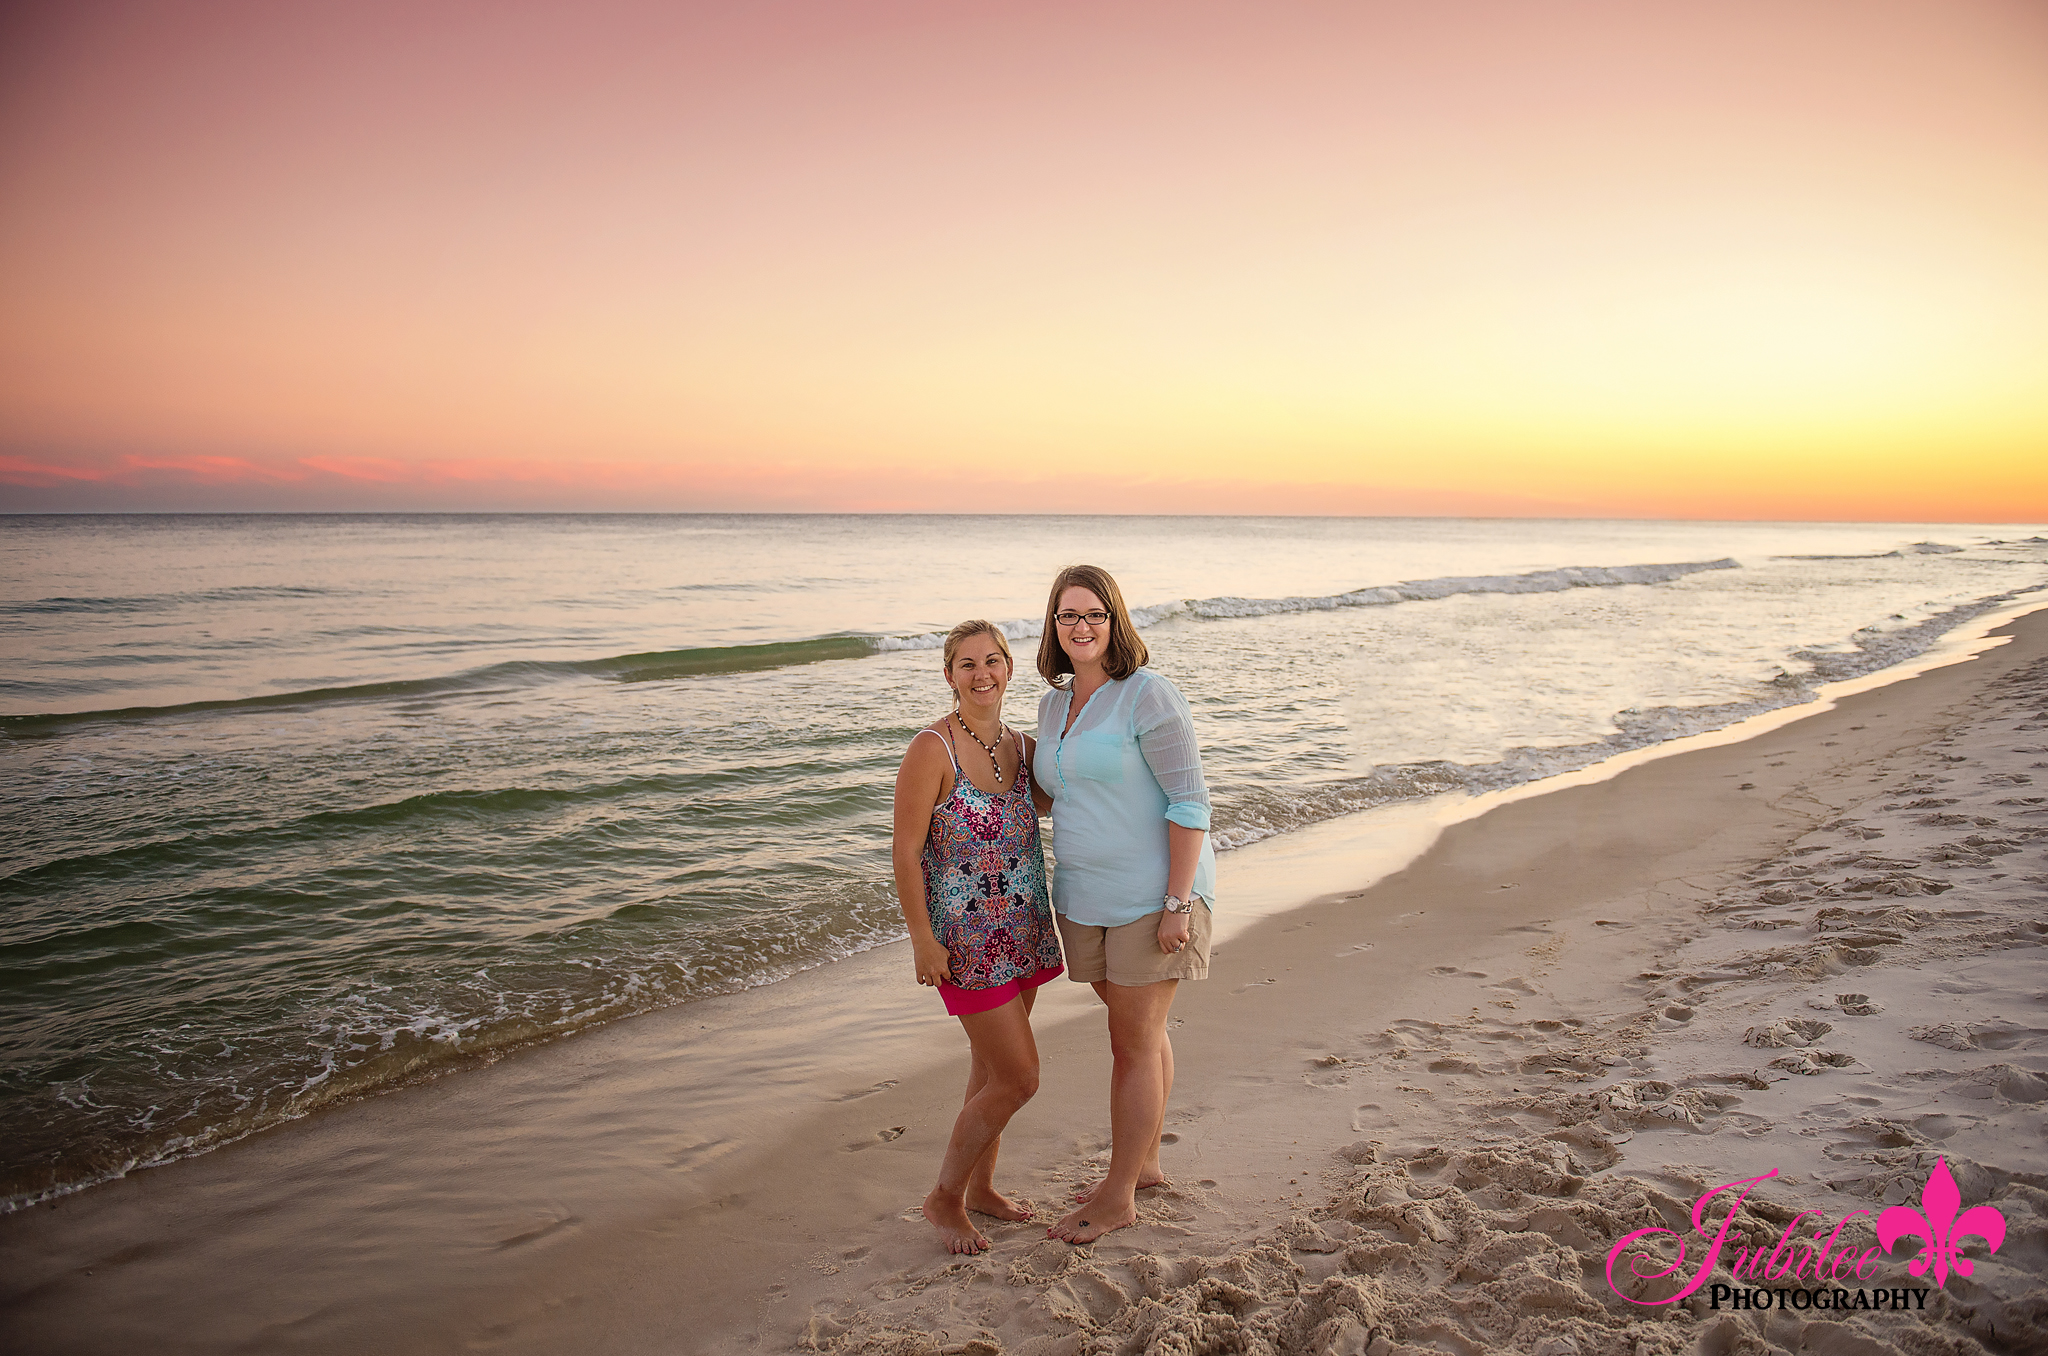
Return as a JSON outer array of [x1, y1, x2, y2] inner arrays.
[[1050, 979, 1177, 1244], [1071, 995, 1171, 1200], [923, 993, 1041, 1254], [962, 987, 1036, 1220]]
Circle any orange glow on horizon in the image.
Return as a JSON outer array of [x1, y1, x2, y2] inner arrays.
[[2, 1, 2044, 519]]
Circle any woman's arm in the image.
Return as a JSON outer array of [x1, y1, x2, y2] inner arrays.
[[1164, 823, 1203, 903], [1135, 676, 1210, 953], [892, 734, 956, 986], [1155, 824, 1202, 953], [1023, 733, 1053, 816], [1132, 676, 1211, 834]]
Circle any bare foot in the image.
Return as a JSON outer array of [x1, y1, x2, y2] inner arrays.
[[1048, 1198, 1138, 1244], [923, 1187, 991, 1254], [964, 1186, 1034, 1221], [1070, 1171, 1166, 1203]]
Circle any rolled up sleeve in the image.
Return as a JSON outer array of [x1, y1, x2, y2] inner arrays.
[[1135, 675, 1211, 831]]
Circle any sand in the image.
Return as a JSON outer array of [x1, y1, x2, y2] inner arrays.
[[4, 610, 2045, 1356]]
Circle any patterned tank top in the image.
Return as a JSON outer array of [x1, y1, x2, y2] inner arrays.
[[918, 726, 1062, 991]]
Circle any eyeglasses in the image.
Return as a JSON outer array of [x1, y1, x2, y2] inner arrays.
[[1054, 610, 1110, 627]]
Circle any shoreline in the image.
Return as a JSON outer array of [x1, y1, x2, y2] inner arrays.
[[2, 605, 2044, 1353]]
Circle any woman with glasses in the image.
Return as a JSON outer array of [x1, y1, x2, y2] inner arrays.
[[1033, 565, 1215, 1245], [892, 619, 1065, 1254]]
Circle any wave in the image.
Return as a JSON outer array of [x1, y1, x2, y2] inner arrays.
[[1, 637, 879, 732], [1771, 541, 1963, 561], [3, 558, 1735, 729], [877, 558, 1740, 648], [0, 873, 911, 1213], [3, 584, 333, 617]]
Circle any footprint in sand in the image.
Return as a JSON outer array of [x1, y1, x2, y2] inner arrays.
[[1350, 1102, 1392, 1132], [846, 1126, 908, 1151], [834, 1080, 899, 1101], [1909, 1018, 2045, 1052], [492, 1211, 579, 1251], [1382, 1017, 1455, 1048], [664, 1137, 732, 1169], [1743, 1016, 1833, 1048], [1769, 1050, 1857, 1074]]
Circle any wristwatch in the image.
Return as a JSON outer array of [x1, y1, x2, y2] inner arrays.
[[1162, 894, 1194, 914]]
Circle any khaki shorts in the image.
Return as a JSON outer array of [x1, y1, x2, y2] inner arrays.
[[1057, 899, 1212, 986]]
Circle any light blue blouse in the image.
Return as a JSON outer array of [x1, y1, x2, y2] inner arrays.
[[1033, 668, 1217, 928]]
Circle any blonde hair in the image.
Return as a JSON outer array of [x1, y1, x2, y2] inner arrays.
[[1036, 564, 1148, 687], [943, 619, 1013, 694]]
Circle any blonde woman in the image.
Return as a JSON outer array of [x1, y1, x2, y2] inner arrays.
[[892, 620, 1064, 1254], [1034, 565, 1215, 1245]]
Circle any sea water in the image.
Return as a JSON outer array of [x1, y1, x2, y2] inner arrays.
[[3, 513, 2045, 1207]]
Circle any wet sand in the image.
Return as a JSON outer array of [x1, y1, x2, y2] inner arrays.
[[5, 609, 2046, 1355]]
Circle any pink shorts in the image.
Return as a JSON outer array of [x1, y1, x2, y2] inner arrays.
[[938, 964, 1064, 1017]]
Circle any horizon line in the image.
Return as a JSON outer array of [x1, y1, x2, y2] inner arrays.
[[4, 508, 2047, 527]]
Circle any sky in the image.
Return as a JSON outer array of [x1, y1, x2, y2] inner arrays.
[[1, 0, 2044, 518]]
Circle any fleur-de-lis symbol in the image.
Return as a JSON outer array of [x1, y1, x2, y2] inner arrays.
[[1875, 1157, 2006, 1289]]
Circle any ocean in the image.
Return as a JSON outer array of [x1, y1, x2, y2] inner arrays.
[[3, 513, 2044, 1209]]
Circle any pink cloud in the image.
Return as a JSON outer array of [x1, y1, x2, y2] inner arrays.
[[0, 455, 113, 485], [118, 453, 311, 484]]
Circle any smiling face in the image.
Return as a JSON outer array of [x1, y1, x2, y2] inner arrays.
[[1054, 585, 1110, 672], [945, 631, 1012, 717]]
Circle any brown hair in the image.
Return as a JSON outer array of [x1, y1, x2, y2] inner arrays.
[[1036, 564, 1149, 687], [942, 620, 1013, 698]]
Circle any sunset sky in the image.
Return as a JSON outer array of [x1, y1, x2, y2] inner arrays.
[[1, 0, 2044, 518]]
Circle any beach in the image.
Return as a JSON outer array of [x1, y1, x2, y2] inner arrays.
[[4, 604, 2043, 1354]]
